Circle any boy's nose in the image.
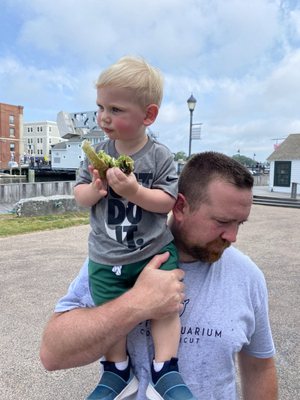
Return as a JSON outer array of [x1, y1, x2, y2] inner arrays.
[[97, 111, 110, 125]]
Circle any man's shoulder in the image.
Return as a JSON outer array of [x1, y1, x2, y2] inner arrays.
[[223, 246, 266, 283]]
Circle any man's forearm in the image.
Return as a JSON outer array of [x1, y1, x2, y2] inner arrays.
[[40, 254, 185, 371], [239, 353, 278, 400], [40, 290, 147, 370]]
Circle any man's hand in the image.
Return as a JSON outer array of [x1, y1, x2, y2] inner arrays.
[[131, 252, 185, 320]]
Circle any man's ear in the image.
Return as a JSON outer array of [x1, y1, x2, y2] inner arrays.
[[172, 193, 187, 221], [144, 104, 159, 126]]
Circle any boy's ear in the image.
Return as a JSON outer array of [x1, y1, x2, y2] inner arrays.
[[144, 104, 159, 126]]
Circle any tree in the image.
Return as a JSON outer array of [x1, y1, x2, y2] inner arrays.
[[174, 151, 187, 161], [232, 154, 256, 167]]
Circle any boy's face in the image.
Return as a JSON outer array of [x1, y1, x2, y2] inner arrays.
[[96, 87, 148, 141]]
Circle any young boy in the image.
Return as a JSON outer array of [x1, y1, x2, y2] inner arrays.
[[74, 56, 195, 400]]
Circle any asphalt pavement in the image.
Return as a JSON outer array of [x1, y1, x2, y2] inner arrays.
[[0, 202, 299, 399]]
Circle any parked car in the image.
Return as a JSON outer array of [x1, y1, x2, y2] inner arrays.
[[7, 161, 19, 168]]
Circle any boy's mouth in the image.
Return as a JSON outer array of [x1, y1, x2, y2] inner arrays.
[[102, 127, 114, 134]]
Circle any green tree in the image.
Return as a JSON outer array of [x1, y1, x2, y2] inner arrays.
[[174, 151, 187, 161], [232, 154, 256, 167]]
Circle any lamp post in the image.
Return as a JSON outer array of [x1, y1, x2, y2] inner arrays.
[[187, 94, 197, 158]]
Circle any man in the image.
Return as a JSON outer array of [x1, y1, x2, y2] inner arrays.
[[40, 152, 278, 399]]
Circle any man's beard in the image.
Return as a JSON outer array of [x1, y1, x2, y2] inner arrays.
[[175, 230, 231, 263]]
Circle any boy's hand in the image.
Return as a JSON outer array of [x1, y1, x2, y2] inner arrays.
[[88, 165, 108, 198], [106, 167, 139, 199]]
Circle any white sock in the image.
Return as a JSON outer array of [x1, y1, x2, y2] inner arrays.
[[115, 356, 129, 371], [153, 360, 164, 372]]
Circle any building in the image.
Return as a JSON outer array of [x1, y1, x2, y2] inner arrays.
[[267, 133, 300, 194], [0, 102, 24, 169], [51, 129, 105, 170], [23, 121, 64, 164]]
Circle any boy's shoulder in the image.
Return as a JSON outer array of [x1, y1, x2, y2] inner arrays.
[[147, 135, 173, 155]]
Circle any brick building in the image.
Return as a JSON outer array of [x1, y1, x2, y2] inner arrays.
[[0, 102, 24, 169]]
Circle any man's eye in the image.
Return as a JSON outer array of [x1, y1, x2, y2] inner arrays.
[[97, 105, 104, 112], [216, 220, 227, 225]]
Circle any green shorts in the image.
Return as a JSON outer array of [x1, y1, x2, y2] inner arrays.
[[89, 241, 178, 305]]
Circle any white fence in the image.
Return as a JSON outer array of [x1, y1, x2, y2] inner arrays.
[[0, 181, 74, 204]]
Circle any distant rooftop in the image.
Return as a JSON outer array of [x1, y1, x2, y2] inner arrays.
[[267, 134, 300, 161]]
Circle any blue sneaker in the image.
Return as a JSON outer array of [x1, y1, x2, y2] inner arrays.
[[146, 358, 196, 400], [86, 359, 139, 400]]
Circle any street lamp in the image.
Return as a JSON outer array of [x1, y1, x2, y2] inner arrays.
[[187, 94, 197, 157]]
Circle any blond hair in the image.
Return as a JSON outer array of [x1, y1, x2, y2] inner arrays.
[[96, 56, 164, 108]]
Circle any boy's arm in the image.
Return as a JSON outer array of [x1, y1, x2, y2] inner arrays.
[[129, 185, 175, 213], [74, 167, 108, 207], [106, 167, 176, 213]]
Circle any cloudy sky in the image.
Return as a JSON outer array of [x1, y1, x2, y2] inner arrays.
[[1, 0, 300, 162]]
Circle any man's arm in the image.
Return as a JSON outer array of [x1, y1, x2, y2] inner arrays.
[[40, 253, 185, 371], [238, 351, 278, 400]]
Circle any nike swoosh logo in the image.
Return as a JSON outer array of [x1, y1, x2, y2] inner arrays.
[[166, 176, 178, 182]]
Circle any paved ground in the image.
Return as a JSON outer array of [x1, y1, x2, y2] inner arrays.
[[0, 204, 299, 399]]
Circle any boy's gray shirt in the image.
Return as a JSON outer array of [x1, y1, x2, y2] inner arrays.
[[75, 136, 178, 265], [55, 246, 275, 399]]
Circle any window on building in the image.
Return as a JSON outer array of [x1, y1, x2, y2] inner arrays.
[[9, 127, 15, 136], [274, 161, 291, 187], [9, 115, 15, 124], [10, 143, 15, 151]]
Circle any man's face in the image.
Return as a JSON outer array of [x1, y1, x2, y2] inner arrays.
[[173, 180, 252, 263]]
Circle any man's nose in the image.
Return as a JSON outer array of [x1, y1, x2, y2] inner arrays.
[[221, 225, 239, 243]]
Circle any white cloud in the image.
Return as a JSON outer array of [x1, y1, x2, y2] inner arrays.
[[1, 0, 300, 161]]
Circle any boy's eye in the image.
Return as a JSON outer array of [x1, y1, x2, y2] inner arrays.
[[97, 105, 104, 111], [112, 107, 122, 113]]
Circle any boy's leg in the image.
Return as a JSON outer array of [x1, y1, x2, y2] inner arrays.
[[104, 336, 127, 363], [147, 314, 196, 399], [86, 337, 139, 400], [151, 313, 180, 362]]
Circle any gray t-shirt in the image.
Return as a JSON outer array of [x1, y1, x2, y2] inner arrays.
[[75, 136, 178, 265], [55, 246, 275, 399]]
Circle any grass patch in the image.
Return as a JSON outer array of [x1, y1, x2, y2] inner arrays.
[[0, 212, 89, 237]]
